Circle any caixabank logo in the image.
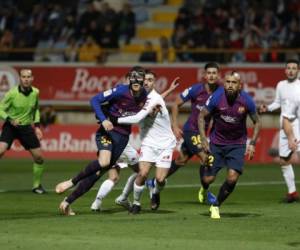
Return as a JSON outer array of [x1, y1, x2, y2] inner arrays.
[[0, 66, 19, 99]]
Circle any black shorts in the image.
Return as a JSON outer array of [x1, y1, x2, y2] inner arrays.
[[0, 122, 40, 150]]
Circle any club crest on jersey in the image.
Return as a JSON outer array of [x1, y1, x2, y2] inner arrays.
[[238, 106, 245, 114]]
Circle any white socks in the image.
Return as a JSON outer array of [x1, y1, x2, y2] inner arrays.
[[133, 182, 144, 205], [119, 173, 138, 200], [281, 164, 296, 194], [96, 179, 115, 200]]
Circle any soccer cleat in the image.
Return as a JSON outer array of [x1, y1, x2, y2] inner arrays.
[[198, 187, 207, 204], [207, 191, 217, 205], [55, 179, 74, 194], [151, 193, 160, 210], [91, 198, 102, 212], [285, 191, 299, 203], [209, 205, 220, 219], [130, 204, 141, 215], [32, 184, 47, 194], [115, 196, 132, 210], [59, 198, 76, 216]]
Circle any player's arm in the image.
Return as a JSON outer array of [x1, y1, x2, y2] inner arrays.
[[246, 93, 261, 160], [0, 90, 19, 126], [118, 96, 159, 124], [198, 107, 210, 153], [161, 77, 180, 99], [171, 94, 185, 139], [33, 93, 43, 140], [260, 83, 281, 113]]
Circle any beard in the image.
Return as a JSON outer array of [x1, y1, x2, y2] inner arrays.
[[225, 89, 238, 105]]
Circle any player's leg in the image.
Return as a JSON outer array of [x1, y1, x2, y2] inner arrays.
[[115, 143, 139, 207], [279, 129, 299, 202], [28, 147, 46, 194], [210, 144, 245, 219], [17, 124, 46, 194], [55, 129, 113, 194], [58, 131, 129, 215], [91, 167, 120, 211], [149, 147, 173, 210], [132, 146, 154, 214], [0, 122, 14, 158]]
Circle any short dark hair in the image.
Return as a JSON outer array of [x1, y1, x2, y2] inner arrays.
[[204, 62, 220, 71], [145, 69, 157, 78], [286, 59, 299, 67]]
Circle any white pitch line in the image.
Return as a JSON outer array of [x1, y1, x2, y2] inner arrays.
[[0, 180, 299, 193]]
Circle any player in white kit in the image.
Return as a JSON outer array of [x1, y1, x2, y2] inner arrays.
[[114, 70, 177, 214], [90, 71, 179, 211], [259, 59, 300, 202]]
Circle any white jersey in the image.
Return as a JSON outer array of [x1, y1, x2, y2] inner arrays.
[[268, 79, 300, 129], [118, 89, 176, 149]]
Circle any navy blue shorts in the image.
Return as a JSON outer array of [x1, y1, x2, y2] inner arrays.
[[181, 131, 203, 157], [204, 143, 246, 176], [95, 127, 129, 166]]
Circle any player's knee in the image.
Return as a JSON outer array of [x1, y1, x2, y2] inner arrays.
[[0, 144, 8, 157], [98, 158, 110, 168]]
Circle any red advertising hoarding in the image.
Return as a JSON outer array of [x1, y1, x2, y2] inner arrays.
[[0, 65, 284, 105], [2, 124, 295, 164]]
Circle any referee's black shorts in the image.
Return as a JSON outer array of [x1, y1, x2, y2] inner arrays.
[[0, 121, 40, 150]]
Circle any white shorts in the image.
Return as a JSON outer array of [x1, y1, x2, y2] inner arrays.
[[279, 126, 300, 157], [117, 143, 139, 168], [139, 145, 173, 169]]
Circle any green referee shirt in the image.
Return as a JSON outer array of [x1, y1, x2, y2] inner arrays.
[[0, 86, 40, 125]]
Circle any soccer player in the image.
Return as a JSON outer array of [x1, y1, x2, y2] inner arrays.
[[109, 69, 177, 214], [198, 71, 261, 219], [259, 59, 300, 202], [91, 71, 180, 212], [147, 62, 221, 208], [55, 66, 148, 215], [0, 69, 46, 194]]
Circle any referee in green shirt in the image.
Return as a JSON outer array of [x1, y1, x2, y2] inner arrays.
[[0, 69, 46, 194]]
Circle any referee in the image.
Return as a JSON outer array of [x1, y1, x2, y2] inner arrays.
[[0, 69, 46, 194]]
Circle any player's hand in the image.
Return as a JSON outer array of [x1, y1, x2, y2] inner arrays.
[[258, 104, 268, 114], [172, 125, 183, 140], [102, 119, 114, 131], [288, 137, 299, 151], [246, 144, 255, 160], [35, 127, 43, 140], [10, 119, 20, 126], [201, 138, 210, 153], [169, 77, 180, 91]]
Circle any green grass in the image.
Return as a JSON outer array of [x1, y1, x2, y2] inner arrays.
[[0, 159, 299, 250]]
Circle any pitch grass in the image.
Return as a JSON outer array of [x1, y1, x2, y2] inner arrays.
[[0, 159, 299, 250]]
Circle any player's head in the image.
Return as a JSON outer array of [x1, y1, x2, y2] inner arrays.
[[285, 59, 299, 82], [204, 62, 220, 91], [144, 69, 156, 92], [224, 71, 241, 105], [19, 69, 33, 90], [128, 66, 145, 92]]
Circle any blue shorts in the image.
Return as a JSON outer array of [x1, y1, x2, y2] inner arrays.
[[181, 131, 203, 157], [95, 128, 129, 166], [204, 143, 246, 176]]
